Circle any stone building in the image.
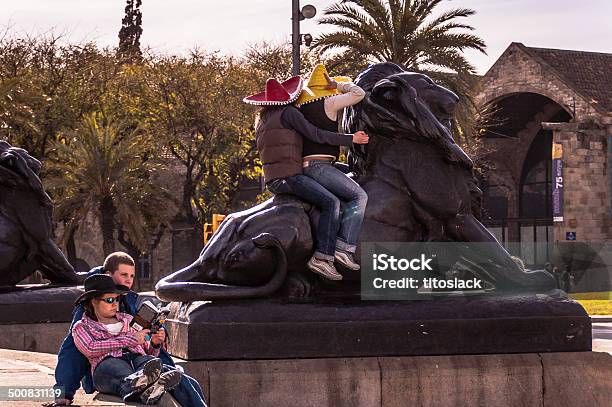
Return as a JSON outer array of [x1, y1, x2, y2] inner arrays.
[[477, 43, 612, 291]]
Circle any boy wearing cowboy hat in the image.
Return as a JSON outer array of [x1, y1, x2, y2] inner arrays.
[[295, 64, 368, 272], [244, 76, 369, 281]]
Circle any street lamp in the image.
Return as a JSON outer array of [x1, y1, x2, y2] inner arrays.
[[292, 0, 317, 75], [301, 4, 316, 19], [303, 33, 313, 47]]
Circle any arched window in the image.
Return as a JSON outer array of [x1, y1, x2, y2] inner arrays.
[[519, 129, 552, 218], [483, 184, 509, 220]]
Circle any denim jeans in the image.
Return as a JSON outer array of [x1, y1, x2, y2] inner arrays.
[[303, 162, 368, 253], [176, 371, 208, 407], [93, 352, 206, 406], [268, 174, 340, 260]]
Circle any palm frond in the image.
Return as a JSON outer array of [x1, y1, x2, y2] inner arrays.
[[413, 0, 445, 22], [342, 1, 394, 33], [426, 31, 487, 54], [314, 31, 387, 61], [314, 0, 487, 157], [425, 8, 476, 28], [317, 16, 385, 49]]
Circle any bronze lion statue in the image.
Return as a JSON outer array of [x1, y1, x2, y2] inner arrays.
[[0, 140, 79, 286], [156, 63, 555, 302]]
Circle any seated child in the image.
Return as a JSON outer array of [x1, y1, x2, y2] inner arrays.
[[72, 274, 199, 405], [46, 252, 206, 407]]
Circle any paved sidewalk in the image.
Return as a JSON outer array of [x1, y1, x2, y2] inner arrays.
[[0, 349, 178, 406], [593, 322, 612, 354]]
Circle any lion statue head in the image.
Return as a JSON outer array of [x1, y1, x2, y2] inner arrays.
[[0, 140, 50, 207], [343, 62, 472, 175]]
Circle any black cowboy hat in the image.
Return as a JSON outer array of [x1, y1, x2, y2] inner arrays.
[[74, 274, 130, 305]]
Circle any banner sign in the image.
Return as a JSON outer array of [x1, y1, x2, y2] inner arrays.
[[552, 143, 564, 222]]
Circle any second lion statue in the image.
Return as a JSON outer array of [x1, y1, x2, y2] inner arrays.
[[156, 63, 556, 302], [0, 141, 79, 286]]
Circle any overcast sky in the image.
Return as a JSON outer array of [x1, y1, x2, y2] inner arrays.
[[2, 0, 611, 74]]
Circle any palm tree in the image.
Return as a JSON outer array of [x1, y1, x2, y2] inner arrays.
[[46, 112, 175, 256], [315, 0, 485, 73], [314, 0, 486, 144]]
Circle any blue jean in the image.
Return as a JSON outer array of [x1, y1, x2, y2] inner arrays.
[[176, 370, 207, 407], [54, 332, 91, 400], [268, 174, 340, 260], [93, 353, 206, 406], [303, 162, 368, 253]]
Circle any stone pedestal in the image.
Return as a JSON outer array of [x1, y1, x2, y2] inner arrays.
[[0, 285, 84, 323], [0, 285, 83, 353], [165, 292, 591, 360], [176, 352, 611, 407]]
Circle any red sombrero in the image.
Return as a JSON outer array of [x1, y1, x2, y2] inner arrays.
[[243, 76, 303, 106]]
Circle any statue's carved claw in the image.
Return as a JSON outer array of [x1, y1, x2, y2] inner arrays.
[[286, 273, 313, 302]]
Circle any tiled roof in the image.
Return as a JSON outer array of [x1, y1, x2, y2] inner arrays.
[[518, 43, 612, 113]]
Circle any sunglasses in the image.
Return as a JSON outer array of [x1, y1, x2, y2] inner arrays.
[[98, 296, 121, 304]]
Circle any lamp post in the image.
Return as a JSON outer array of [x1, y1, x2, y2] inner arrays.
[[291, 0, 317, 75]]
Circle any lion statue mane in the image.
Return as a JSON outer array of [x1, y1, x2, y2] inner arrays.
[[0, 140, 79, 286]]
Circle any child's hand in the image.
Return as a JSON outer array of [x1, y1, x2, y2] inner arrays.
[[324, 72, 337, 90], [352, 131, 369, 144], [151, 328, 166, 346], [133, 329, 151, 345]]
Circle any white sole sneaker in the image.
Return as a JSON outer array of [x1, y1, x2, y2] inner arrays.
[[307, 257, 343, 280], [129, 358, 162, 393], [335, 250, 360, 270], [140, 370, 182, 405]]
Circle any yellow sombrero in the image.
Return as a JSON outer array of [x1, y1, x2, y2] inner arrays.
[[294, 64, 352, 107]]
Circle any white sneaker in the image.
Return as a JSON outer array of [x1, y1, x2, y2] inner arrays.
[[335, 250, 360, 270], [307, 257, 343, 280], [139, 370, 182, 405], [128, 358, 162, 393]]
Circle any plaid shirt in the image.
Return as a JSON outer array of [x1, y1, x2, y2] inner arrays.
[[72, 312, 160, 374]]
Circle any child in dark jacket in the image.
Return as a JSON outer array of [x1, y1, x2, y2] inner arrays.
[[244, 76, 368, 281], [296, 64, 368, 273]]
